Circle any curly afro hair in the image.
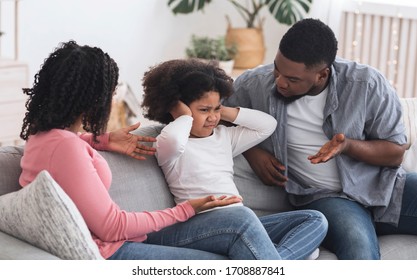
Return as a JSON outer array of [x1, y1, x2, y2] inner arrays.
[[20, 40, 119, 141], [141, 59, 234, 124], [279, 18, 338, 68]]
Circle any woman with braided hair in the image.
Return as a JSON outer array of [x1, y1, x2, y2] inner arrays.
[[18, 41, 314, 260]]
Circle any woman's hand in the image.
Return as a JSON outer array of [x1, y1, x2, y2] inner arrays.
[[108, 122, 156, 160], [188, 195, 242, 214]]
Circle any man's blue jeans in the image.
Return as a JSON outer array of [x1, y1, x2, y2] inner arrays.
[[300, 172, 417, 260], [108, 206, 327, 260]]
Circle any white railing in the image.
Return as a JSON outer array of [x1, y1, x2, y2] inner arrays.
[[337, 0, 417, 97]]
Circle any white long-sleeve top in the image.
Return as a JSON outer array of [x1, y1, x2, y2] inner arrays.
[[155, 107, 277, 204]]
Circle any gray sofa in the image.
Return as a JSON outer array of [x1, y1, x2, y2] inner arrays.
[[1, 98, 417, 260]]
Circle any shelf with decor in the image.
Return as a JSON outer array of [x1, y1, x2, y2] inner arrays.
[[0, 0, 28, 146]]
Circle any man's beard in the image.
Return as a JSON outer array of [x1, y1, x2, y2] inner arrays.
[[275, 89, 305, 104], [275, 84, 320, 104]]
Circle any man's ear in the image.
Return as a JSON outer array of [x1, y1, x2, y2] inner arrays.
[[317, 67, 330, 83]]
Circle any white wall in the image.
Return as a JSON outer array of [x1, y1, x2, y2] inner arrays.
[[1, 0, 333, 102]]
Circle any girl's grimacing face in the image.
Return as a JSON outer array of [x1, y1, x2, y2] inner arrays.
[[189, 91, 221, 138]]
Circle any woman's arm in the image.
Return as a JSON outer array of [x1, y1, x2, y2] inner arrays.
[[50, 138, 195, 242], [79, 122, 156, 160]]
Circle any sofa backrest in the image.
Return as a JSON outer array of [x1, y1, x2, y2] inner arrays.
[[0, 146, 23, 196], [101, 150, 176, 212], [400, 98, 417, 173], [0, 137, 176, 214], [400, 98, 417, 148], [0, 131, 290, 217]]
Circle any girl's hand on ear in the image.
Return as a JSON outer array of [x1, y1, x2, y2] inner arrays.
[[220, 106, 239, 123], [170, 101, 192, 119]]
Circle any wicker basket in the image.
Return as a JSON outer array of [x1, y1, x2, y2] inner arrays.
[[226, 26, 265, 69]]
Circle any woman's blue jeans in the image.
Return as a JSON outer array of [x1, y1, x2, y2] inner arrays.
[[108, 206, 327, 260], [299, 172, 417, 260]]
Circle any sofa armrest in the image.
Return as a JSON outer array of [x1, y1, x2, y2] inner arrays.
[[400, 98, 417, 149], [0, 231, 60, 260], [400, 98, 417, 172]]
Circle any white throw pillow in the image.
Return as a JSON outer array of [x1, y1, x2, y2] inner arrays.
[[0, 170, 103, 259]]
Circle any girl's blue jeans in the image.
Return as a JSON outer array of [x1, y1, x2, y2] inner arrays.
[[108, 205, 327, 260], [299, 172, 417, 260]]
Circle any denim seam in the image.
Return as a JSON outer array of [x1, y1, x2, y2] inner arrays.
[[169, 229, 260, 259], [171, 229, 239, 247]]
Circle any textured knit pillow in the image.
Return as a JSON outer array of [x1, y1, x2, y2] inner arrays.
[[0, 170, 103, 259]]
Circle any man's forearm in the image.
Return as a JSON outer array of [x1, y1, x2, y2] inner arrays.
[[343, 138, 406, 167]]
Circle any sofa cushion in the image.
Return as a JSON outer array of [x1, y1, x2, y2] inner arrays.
[[316, 234, 417, 260], [379, 234, 417, 259], [0, 170, 102, 260], [400, 98, 417, 148], [233, 154, 293, 216], [403, 142, 417, 173], [0, 231, 60, 260], [0, 146, 23, 196], [102, 150, 176, 212], [400, 98, 417, 172], [102, 124, 175, 212]]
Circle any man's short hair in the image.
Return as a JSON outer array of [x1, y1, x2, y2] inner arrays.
[[279, 18, 338, 68]]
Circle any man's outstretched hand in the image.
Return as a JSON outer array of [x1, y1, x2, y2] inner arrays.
[[308, 133, 346, 164]]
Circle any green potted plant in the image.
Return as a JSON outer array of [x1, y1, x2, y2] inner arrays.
[[168, 0, 312, 27], [168, 0, 313, 68], [185, 35, 237, 74]]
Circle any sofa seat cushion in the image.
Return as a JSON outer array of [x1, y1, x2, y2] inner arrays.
[[0, 231, 60, 260], [0, 170, 102, 260], [379, 234, 417, 259], [233, 154, 293, 216], [317, 234, 417, 260]]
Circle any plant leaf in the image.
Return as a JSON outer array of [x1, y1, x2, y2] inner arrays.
[[167, 0, 212, 14], [266, 0, 312, 25]]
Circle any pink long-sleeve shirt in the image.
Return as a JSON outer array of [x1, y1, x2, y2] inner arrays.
[[19, 129, 195, 259]]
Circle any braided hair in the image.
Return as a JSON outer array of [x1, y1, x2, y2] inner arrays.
[[141, 59, 234, 124], [20, 40, 119, 141]]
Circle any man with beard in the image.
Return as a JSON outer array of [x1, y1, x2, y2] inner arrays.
[[223, 18, 417, 259]]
